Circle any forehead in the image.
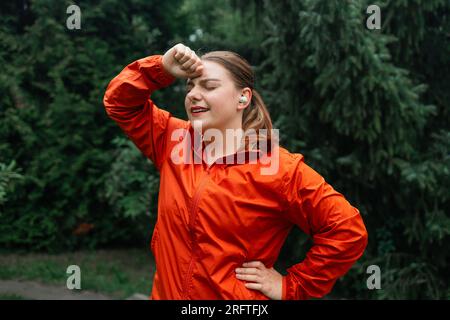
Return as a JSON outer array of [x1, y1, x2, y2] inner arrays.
[[186, 60, 231, 85]]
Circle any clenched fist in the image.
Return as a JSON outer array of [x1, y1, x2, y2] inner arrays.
[[162, 43, 204, 79]]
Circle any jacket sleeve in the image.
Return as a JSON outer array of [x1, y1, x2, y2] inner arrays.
[[103, 55, 177, 170], [280, 154, 368, 300]]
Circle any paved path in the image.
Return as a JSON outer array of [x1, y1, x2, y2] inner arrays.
[[0, 280, 146, 300]]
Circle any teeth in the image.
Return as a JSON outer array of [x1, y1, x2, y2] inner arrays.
[[192, 109, 208, 113]]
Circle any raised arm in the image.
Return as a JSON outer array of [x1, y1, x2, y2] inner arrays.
[[103, 44, 204, 170], [103, 55, 176, 170], [281, 155, 368, 300]]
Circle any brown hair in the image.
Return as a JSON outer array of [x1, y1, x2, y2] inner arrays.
[[200, 51, 274, 152]]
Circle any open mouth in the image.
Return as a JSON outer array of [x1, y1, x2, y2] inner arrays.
[[191, 106, 210, 114]]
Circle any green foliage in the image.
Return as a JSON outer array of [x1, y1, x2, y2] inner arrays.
[[259, 0, 449, 299], [100, 137, 160, 221], [0, 161, 23, 205], [0, 0, 188, 252]]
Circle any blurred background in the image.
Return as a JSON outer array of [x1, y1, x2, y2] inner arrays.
[[0, 0, 448, 300]]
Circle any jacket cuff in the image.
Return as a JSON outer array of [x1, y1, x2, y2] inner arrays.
[[282, 275, 288, 300], [137, 55, 176, 88], [283, 271, 310, 300], [283, 273, 295, 300]]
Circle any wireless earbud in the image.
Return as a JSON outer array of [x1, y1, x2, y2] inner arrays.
[[239, 95, 248, 103]]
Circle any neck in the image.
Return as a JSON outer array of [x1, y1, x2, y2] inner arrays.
[[202, 124, 244, 165]]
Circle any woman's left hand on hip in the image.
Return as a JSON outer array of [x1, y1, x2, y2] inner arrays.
[[235, 261, 283, 300]]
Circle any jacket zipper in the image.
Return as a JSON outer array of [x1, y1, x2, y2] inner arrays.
[[181, 166, 212, 299]]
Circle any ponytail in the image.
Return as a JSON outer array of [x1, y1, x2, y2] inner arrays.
[[241, 89, 274, 152]]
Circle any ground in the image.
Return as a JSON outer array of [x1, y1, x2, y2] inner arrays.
[[0, 248, 155, 300]]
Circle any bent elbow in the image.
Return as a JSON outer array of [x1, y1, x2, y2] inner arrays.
[[355, 216, 369, 258], [361, 227, 369, 254]]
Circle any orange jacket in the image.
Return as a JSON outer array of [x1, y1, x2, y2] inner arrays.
[[103, 55, 368, 300]]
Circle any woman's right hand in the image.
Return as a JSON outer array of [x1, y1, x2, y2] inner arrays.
[[162, 43, 204, 79]]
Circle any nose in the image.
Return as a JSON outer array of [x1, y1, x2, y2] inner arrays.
[[186, 87, 202, 103]]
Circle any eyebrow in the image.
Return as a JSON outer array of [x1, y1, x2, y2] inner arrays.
[[186, 78, 221, 86]]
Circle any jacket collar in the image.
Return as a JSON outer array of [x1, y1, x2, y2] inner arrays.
[[187, 123, 263, 167]]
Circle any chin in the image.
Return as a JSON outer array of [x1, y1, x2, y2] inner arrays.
[[190, 118, 214, 133]]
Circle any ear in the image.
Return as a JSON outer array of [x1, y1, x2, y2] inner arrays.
[[237, 87, 252, 111]]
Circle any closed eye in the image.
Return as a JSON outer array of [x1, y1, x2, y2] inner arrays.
[[186, 78, 221, 93], [185, 85, 217, 93]]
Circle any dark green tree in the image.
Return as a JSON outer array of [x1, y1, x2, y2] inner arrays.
[[260, 0, 449, 299], [0, 0, 189, 251]]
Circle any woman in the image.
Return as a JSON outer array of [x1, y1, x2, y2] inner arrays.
[[103, 43, 368, 300]]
